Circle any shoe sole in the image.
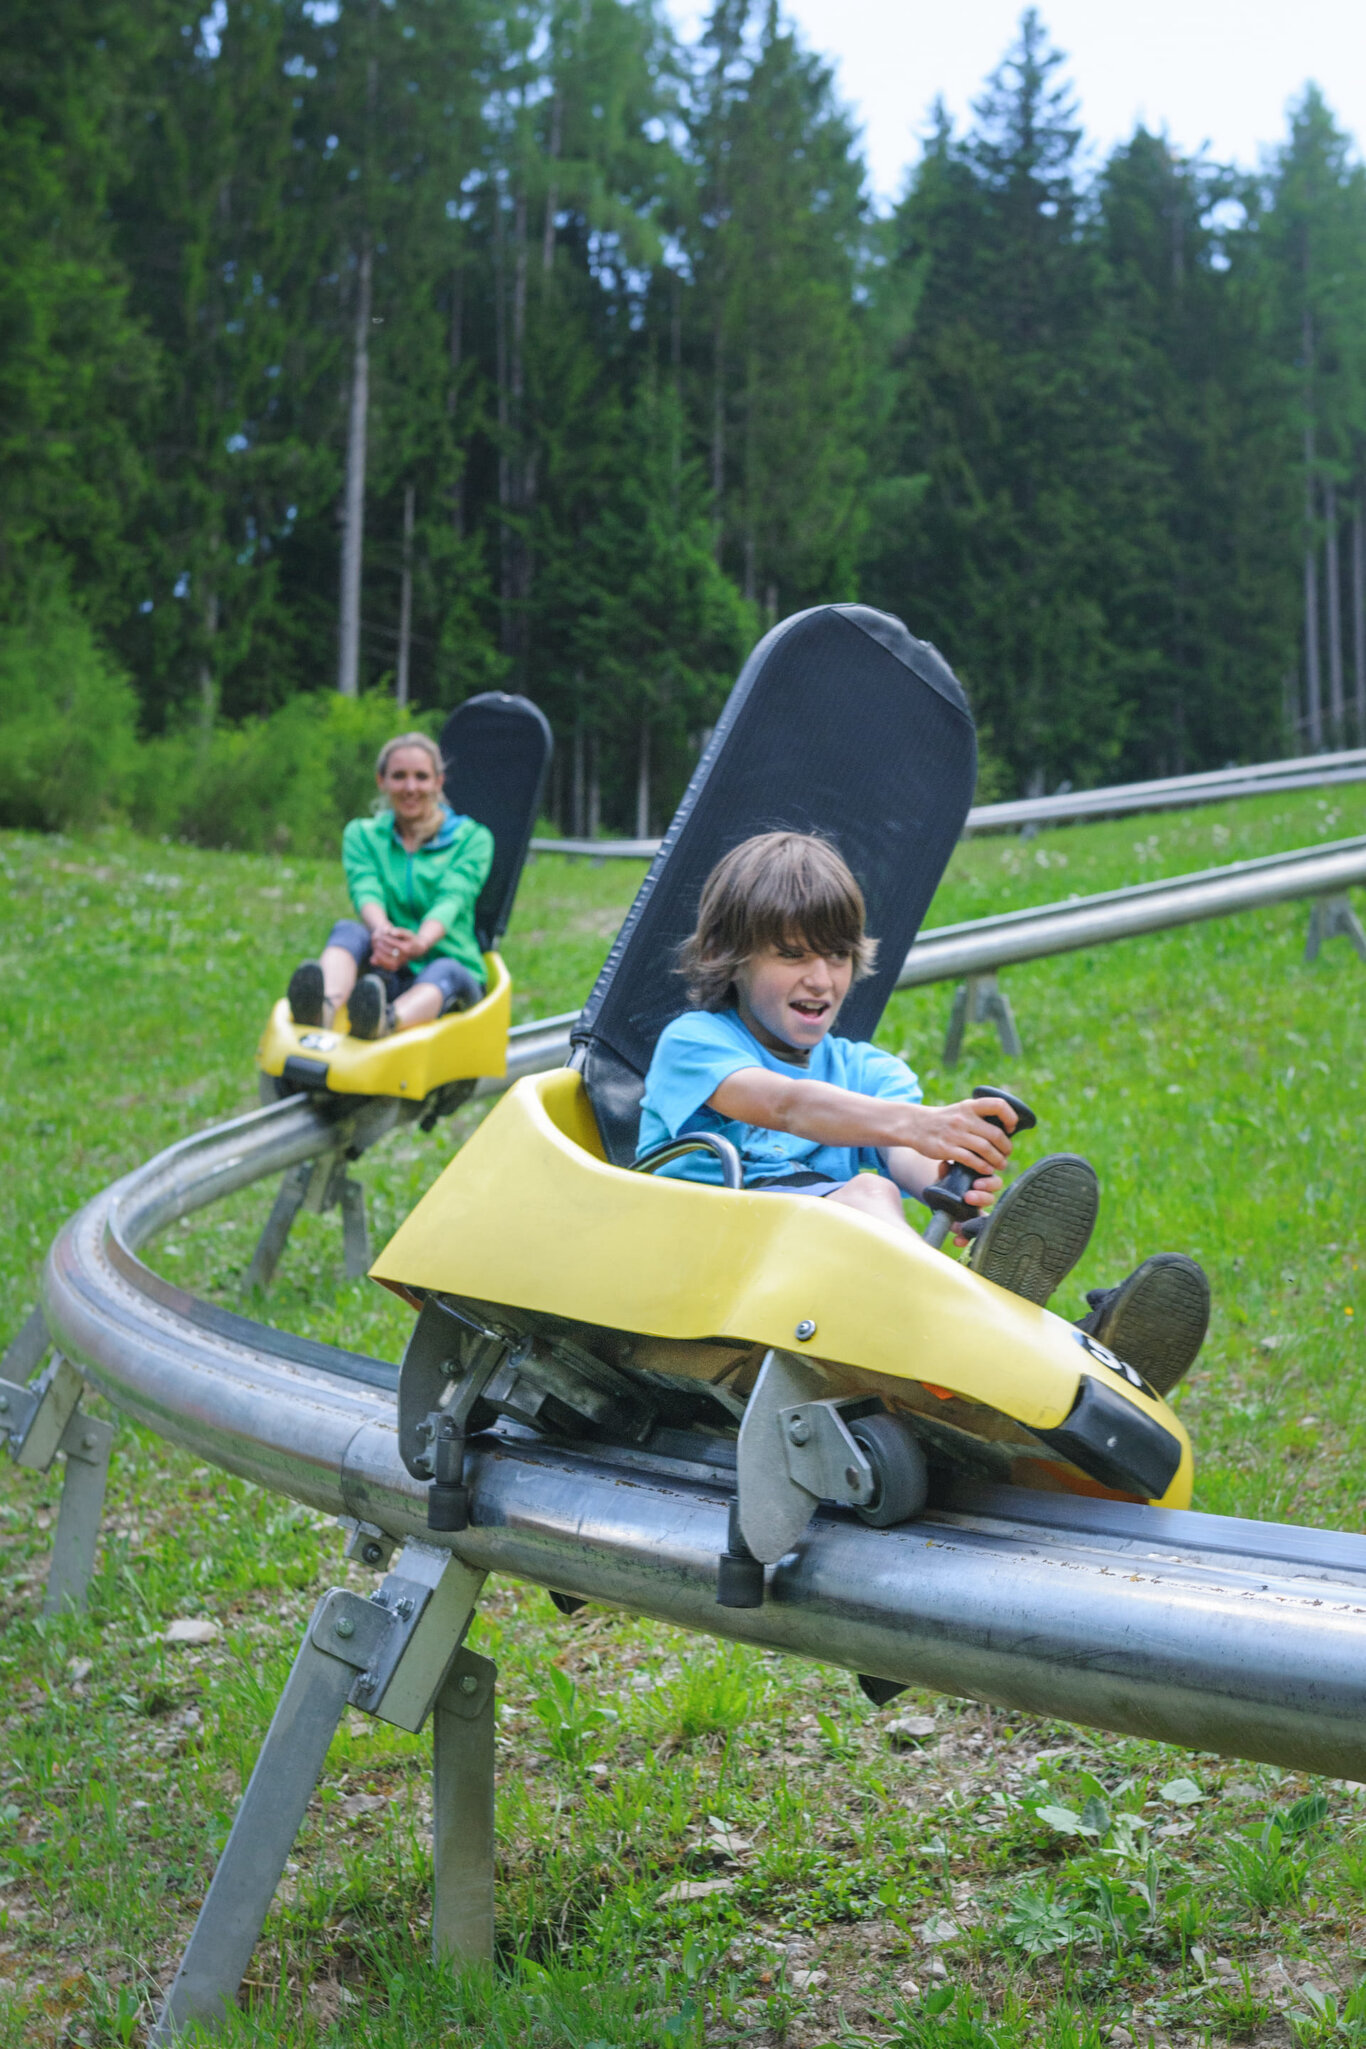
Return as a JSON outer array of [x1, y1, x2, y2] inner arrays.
[[287, 963, 326, 1028], [348, 976, 388, 1041], [1087, 1254, 1210, 1397], [968, 1153, 1099, 1306]]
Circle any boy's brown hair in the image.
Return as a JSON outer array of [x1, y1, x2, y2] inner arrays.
[[679, 831, 879, 1010]]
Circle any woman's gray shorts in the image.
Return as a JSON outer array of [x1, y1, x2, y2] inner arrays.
[[325, 918, 483, 1014]]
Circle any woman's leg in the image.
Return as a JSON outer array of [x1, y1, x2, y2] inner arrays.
[[826, 1175, 912, 1230], [393, 958, 483, 1033], [321, 920, 370, 1012], [392, 980, 445, 1030]]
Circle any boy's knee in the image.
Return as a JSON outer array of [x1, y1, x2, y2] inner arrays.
[[831, 1175, 906, 1222]]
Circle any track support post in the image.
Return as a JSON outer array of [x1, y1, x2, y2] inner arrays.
[[1304, 890, 1366, 963], [1, 1317, 115, 1615], [432, 1648, 497, 1966], [943, 971, 1022, 1067], [150, 1545, 487, 2045], [246, 1150, 371, 1290]]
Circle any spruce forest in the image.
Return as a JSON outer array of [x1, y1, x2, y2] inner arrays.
[[5, 0, 1366, 839]]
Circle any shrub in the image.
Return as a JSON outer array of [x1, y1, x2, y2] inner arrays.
[[131, 692, 438, 856], [0, 576, 140, 830]]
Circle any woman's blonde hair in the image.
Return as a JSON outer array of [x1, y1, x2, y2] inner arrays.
[[679, 831, 879, 1010]]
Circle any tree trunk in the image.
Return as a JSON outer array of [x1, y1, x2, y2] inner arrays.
[[338, 235, 373, 697], [711, 321, 726, 557], [1303, 461, 1323, 752], [635, 716, 650, 840], [572, 716, 585, 839], [449, 267, 465, 540], [494, 187, 511, 652], [395, 482, 415, 706], [198, 583, 219, 730], [542, 90, 562, 276], [1325, 479, 1345, 745], [587, 734, 601, 840], [1353, 490, 1366, 746]]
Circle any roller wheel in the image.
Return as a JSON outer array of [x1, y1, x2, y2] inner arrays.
[[849, 1412, 929, 1528]]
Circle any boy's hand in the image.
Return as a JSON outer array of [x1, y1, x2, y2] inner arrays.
[[939, 1160, 1003, 1246], [904, 1098, 1016, 1177]]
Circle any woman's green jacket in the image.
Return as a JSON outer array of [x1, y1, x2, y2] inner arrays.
[[341, 806, 493, 982]]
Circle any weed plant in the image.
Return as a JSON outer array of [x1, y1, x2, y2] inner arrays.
[[0, 786, 1364, 2044]]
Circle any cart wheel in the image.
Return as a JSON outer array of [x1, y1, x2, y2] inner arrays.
[[849, 1413, 929, 1528]]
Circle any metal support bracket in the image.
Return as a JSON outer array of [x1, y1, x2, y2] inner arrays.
[[43, 1408, 115, 1614], [943, 970, 1023, 1067], [1, 1338, 116, 1615], [151, 1544, 486, 2044], [1305, 891, 1366, 964], [245, 1161, 312, 1292], [779, 1395, 878, 1509], [736, 1350, 878, 1565]]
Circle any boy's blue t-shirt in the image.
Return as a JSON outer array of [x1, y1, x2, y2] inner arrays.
[[636, 1008, 922, 1187]]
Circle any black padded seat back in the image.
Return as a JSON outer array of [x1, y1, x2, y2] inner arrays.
[[570, 605, 977, 1166], [440, 692, 553, 951]]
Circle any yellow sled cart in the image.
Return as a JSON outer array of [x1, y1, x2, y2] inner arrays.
[[372, 608, 1192, 1609], [249, 691, 551, 1287]]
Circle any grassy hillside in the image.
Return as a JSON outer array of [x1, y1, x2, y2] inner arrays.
[[0, 784, 1364, 2047]]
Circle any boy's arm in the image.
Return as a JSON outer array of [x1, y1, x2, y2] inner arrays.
[[708, 1068, 1015, 1178]]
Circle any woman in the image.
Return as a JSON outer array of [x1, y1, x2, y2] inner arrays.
[[287, 731, 493, 1040]]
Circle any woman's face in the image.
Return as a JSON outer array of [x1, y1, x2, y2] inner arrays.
[[379, 746, 442, 824]]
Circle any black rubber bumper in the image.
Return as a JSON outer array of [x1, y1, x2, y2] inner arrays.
[[1031, 1375, 1183, 1499]]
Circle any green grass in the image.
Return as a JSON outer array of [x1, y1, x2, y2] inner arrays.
[[0, 785, 1364, 2047]]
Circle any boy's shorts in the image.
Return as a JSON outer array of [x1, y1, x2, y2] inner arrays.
[[748, 1172, 844, 1198]]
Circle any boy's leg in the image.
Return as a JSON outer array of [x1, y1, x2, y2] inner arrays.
[[1075, 1254, 1210, 1397], [966, 1155, 1099, 1305], [827, 1176, 912, 1229]]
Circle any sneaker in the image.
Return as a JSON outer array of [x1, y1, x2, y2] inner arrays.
[[1077, 1253, 1210, 1397], [287, 961, 329, 1028], [967, 1153, 1099, 1306], [348, 973, 393, 1041]]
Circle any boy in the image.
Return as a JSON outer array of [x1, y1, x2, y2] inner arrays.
[[638, 831, 1208, 1394]]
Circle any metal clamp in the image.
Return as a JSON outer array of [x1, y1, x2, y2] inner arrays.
[[778, 1396, 878, 1508]]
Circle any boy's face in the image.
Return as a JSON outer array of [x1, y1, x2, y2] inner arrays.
[[733, 941, 854, 1055]]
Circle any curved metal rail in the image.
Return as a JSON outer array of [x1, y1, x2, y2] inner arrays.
[[532, 746, 1366, 857], [37, 1078, 1366, 1779]]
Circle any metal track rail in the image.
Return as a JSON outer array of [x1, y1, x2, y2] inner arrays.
[[531, 745, 1366, 857], [38, 1085, 1366, 1779], [480, 837, 1366, 1085]]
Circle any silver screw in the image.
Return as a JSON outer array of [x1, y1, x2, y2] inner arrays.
[[794, 1319, 817, 1342], [787, 1416, 811, 1445], [82, 1434, 96, 1451], [845, 1465, 861, 1490], [459, 1672, 479, 1695], [0, 1395, 9, 1412], [334, 1615, 355, 1639], [361, 1541, 384, 1566], [395, 1597, 414, 1620]]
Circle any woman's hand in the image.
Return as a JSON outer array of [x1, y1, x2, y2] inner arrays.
[[368, 920, 407, 971]]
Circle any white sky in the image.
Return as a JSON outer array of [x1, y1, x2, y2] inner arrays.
[[666, 0, 1366, 203]]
